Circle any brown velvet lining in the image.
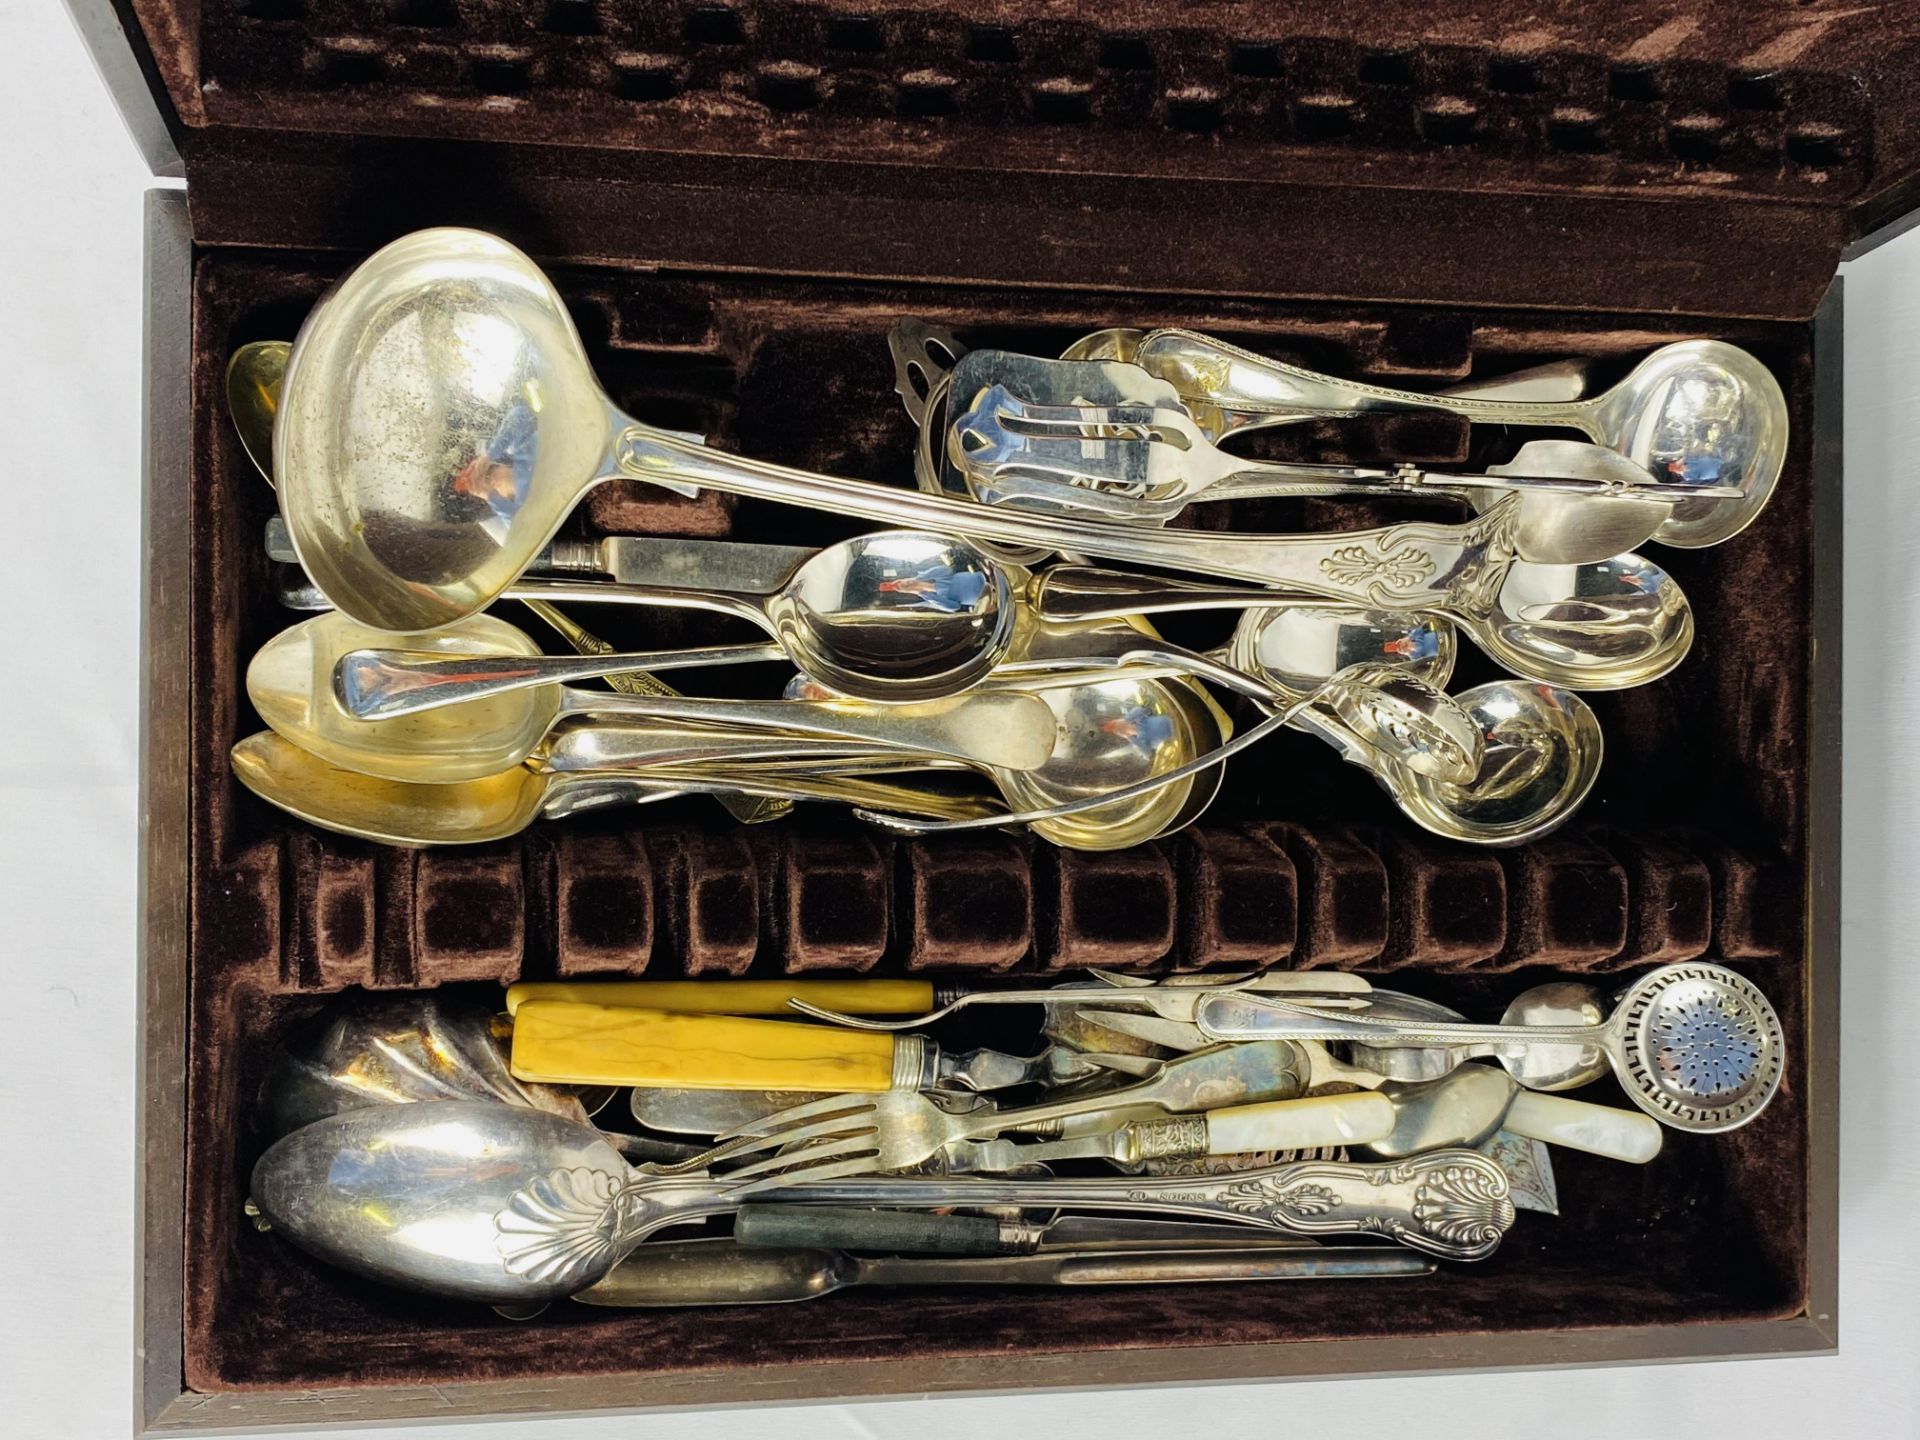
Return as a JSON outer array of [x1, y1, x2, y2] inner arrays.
[[182, 252, 1815, 1395]]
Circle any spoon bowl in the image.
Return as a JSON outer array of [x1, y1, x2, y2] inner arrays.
[[1588, 339, 1787, 549], [1494, 982, 1609, 1091], [1381, 681, 1602, 846], [251, 612, 562, 783], [1225, 605, 1455, 696], [1481, 553, 1694, 690], [277, 228, 655, 631], [232, 730, 557, 844], [224, 340, 288, 488]]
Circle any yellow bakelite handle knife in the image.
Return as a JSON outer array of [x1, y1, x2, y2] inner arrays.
[[509, 1000, 915, 1092], [503, 978, 937, 1017]]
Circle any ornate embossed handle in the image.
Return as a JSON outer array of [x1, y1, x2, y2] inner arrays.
[[612, 422, 1520, 606], [772, 1149, 1515, 1261]]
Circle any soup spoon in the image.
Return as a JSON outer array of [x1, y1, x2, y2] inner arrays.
[[1033, 615, 1481, 788], [895, 320, 1589, 568], [861, 672, 1597, 848], [1035, 551, 1694, 691], [785, 660, 1217, 852], [1133, 330, 1787, 549], [274, 228, 1676, 631], [248, 612, 1054, 785], [333, 528, 1016, 717]]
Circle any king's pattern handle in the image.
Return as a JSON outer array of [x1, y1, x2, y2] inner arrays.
[[781, 1149, 1515, 1261]]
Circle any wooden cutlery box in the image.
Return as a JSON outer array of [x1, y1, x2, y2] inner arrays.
[[79, 0, 1888, 1429]]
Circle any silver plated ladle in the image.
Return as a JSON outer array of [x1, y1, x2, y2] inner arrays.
[[274, 229, 1679, 633]]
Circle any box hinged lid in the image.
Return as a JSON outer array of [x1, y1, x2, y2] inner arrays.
[[72, 0, 1920, 318]]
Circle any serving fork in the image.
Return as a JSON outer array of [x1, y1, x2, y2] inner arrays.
[[716, 1041, 1324, 1188], [950, 383, 1714, 526]]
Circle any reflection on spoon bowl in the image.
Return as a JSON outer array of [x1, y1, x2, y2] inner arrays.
[[1383, 681, 1603, 847], [1482, 553, 1694, 691]]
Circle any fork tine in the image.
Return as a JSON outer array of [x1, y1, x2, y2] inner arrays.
[[716, 1092, 880, 1141], [720, 1133, 881, 1187], [711, 1112, 883, 1166], [727, 1149, 891, 1195]]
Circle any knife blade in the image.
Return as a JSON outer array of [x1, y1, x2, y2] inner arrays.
[[1483, 1129, 1559, 1215], [264, 515, 815, 596], [732, 1205, 1328, 1255]]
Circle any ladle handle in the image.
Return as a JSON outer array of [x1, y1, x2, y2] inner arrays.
[[773, 1149, 1515, 1261], [1034, 567, 1357, 623], [1134, 329, 1602, 431], [610, 423, 1511, 604], [1195, 993, 1612, 1047], [337, 643, 790, 721]]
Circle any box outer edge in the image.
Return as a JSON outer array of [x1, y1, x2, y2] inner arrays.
[[61, 0, 180, 178], [1802, 279, 1843, 1347], [119, 49, 1847, 1432], [138, 185, 193, 1436], [141, 1317, 1838, 1435]]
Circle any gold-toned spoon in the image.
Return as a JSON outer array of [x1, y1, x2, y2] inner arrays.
[[230, 731, 1002, 846]]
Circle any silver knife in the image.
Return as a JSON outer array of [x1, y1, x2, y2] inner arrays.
[[265, 515, 816, 596], [733, 1205, 1326, 1255]]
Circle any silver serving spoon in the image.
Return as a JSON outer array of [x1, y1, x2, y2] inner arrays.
[[272, 229, 1674, 632], [248, 1099, 1514, 1302], [1096, 607, 1481, 786], [262, 995, 705, 1165], [1036, 551, 1694, 692], [1133, 329, 1787, 549], [783, 659, 1220, 852], [336, 529, 1017, 707], [247, 611, 1055, 784], [1194, 963, 1785, 1133]]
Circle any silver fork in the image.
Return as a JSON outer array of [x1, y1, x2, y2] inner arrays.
[[715, 1041, 1309, 1190]]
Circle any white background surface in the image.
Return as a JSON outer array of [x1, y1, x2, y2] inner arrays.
[[2, 4, 1916, 1436]]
